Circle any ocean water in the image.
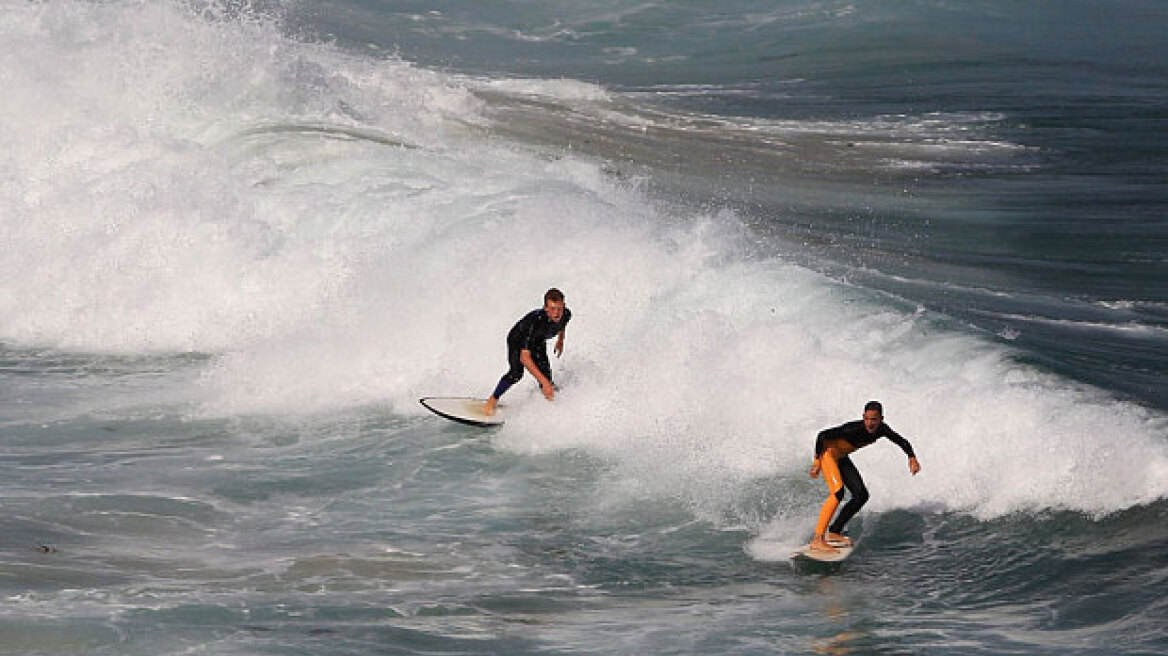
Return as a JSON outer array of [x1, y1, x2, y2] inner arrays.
[[1, 1, 1166, 654]]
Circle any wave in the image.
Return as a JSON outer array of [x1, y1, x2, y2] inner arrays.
[[1, 0, 1165, 523]]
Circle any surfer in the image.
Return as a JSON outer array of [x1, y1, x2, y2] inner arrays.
[[809, 401, 921, 553], [482, 288, 571, 416]]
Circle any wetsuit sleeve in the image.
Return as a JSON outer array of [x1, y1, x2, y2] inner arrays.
[[524, 318, 542, 351], [513, 311, 541, 351], [881, 425, 916, 459]]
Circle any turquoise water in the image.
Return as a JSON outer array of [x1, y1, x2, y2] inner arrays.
[[1, 1, 1165, 654]]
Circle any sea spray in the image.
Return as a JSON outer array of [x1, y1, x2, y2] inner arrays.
[[2, 1, 1164, 527]]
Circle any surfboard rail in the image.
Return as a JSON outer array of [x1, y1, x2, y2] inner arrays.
[[419, 397, 505, 427]]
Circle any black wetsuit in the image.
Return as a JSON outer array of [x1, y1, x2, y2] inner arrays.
[[815, 420, 916, 534], [490, 307, 572, 399]]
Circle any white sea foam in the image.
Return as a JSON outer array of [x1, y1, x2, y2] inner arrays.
[[475, 77, 612, 103], [1, 0, 1164, 525]]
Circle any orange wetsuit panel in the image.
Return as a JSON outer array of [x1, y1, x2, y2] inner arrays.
[[814, 451, 844, 537]]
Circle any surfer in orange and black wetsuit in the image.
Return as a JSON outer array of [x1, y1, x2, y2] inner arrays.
[[809, 401, 921, 553], [482, 288, 571, 416]]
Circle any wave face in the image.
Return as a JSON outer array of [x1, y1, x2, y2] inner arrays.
[[292, 0, 1168, 410], [0, 2, 1165, 655]]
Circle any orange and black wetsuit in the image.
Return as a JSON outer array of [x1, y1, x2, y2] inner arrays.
[[814, 420, 916, 536]]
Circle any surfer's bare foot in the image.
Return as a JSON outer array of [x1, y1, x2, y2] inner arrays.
[[809, 536, 839, 553], [826, 532, 853, 547], [482, 397, 497, 416]]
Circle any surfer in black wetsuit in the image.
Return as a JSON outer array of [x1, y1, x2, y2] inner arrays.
[[482, 288, 571, 416], [809, 401, 921, 553]]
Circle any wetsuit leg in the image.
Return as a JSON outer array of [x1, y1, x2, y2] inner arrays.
[[813, 451, 846, 539], [828, 456, 869, 535], [490, 342, 526, 399]]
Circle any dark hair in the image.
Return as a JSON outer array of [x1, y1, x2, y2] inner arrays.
[[864, 401, 883, 415], [544, 288, 565, 304]]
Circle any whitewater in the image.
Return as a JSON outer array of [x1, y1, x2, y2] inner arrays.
[[1, 1, 1165, 654]]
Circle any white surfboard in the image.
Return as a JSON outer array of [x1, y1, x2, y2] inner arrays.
[[419, 397, 505, 427], [790, 542, 855, 563]]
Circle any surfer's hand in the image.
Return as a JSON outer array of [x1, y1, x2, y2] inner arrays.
[[541, 380, 555, 401], [809, 460, 821, 478], [908, 457, 920, 475]]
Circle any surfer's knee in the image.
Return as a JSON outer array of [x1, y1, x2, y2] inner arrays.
[[502, 366, 524, 385], [852, 486, 869, 506]]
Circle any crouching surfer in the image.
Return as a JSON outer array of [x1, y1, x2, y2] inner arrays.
[[809, 401, 921, 553], [482, 288, 571, 416]]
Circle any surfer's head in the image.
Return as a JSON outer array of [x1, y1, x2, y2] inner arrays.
[[544, 288, 565, 322], [863, 401, 883, 433]]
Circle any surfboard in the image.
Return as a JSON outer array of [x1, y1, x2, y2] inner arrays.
[[419, 397, 505, 427], [790, 542, 855, 563]]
